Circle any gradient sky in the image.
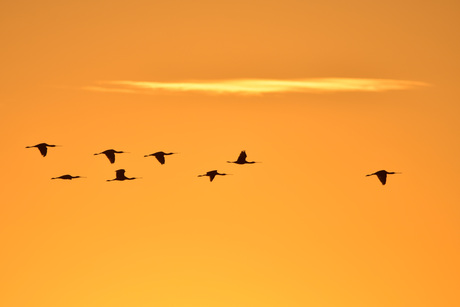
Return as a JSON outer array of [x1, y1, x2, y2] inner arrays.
[[1, 1, 460, 306]]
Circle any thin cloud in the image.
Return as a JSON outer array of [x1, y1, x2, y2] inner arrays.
[[82, 86, 139, 94], [85, 78, 429, 95]]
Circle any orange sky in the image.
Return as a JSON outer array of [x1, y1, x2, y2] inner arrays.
[[1, 1, 460, 306]]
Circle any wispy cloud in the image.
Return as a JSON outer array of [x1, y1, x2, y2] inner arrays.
[[84, 78, 428, 95]]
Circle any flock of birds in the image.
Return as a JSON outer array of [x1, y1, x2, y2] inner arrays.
[[26, 142, 401, 185]]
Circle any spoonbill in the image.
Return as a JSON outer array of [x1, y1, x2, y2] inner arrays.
[[94, 149, 128, 164], [26, 143, 60, 157], [144, 151, 177, 165], [198, 170, 230, 182], [107, 169, 140, 181], [227, 150, 258, 164], [366, 170, 401, 185]]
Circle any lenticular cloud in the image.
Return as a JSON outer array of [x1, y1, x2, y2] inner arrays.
[[85, 78, 428, 95]]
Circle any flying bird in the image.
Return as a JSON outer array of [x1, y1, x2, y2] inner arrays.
[[366, 170, 401, 185], [198, 170, 230, 182], [94, 149, 128, 164], [26, 143, 60, 157], [227, 150, 258, 164], [107, 169, 140, 181], [51, 175, 85, 180], [144, 151, 177, 165]]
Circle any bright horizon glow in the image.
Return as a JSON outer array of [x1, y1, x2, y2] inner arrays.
[[84, 78, 429, 95]]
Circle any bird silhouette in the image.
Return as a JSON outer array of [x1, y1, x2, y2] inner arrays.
[[94, 149, 128, 164], [366, 170, 401, 185], [198, 170, 230, 182], [51, 175, 85, 180], [26, 143, 60, 157], [227, 150, 258, 164], [144, 151, 177, 165], [107, 169, 140, 181]]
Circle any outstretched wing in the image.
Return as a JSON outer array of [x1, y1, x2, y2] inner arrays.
[[105, 151, 116, 163], [38, 145, 48, 157], [376, 172, 387, 185], [115, 169, 126, 179], [236, 151, 247, 163], [207, 170, 218, 182], [154, 152, 166, 164]]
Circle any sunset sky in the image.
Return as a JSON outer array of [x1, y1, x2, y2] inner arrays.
[[1, 1, 460, 306]]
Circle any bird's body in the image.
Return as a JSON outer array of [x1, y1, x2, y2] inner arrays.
[[144, 151, 176, 165], [366, 170, 401, 185], [198, 170, 229, 182], [227, 150, 257, 164], [94, 149, 127, 164], [51, 175, 84, 180], [107, 169, 140, 181], [26, 143, 59, 157]]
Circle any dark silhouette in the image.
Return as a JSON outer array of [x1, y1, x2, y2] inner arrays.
[[26, 143, 60, 157], [107, 169, 140, 181], [227, 150, 258, 164], [366, 170, 401, 185], [51, 175, 84, 180], [198, 170, 230, 182], [94, 149, 128, 164], [144, 151, 177, 165]]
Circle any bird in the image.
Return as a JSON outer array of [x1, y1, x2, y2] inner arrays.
[[144, 151, 177, 165], [198, 170, 230, 182], [26, 143, 60, 157], [107, 169, 140, 181], [366, 170, 401, 185], [227, 150, 258, 164], [94, 149, 128, 164], [51, 175, 85, 180]]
